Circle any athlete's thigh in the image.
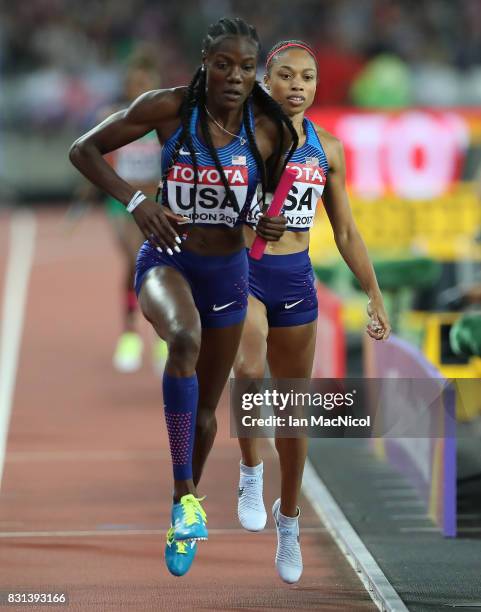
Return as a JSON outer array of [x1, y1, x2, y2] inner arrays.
[[196, 321, 245, 408], [267, 320, 317, 378], [233, 294, 269, 378], [138, 266, 201, 339]]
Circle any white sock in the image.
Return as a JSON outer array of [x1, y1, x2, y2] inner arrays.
[[240, 461, 263, 476], [279, 508, 300, 525]]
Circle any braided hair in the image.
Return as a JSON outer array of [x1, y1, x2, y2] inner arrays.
[[159, 17, 298, 221]]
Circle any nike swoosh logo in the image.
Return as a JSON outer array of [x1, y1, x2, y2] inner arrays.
[[213, 301, 236, 312], [284, 299, 304, 310], [179, 147, 190, 155]]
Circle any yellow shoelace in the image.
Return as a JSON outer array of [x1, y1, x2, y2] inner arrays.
[[180, 494, 207, 526], [166, 527, 188, 555]]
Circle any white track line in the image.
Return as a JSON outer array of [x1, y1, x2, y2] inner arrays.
[[0, 211, 36, 487], [5, 450, 170, 462], [5, 446, 239, 463], [302, 459, 408, 612], [0, 527, 326, 538], [266, 438, 407, 610]]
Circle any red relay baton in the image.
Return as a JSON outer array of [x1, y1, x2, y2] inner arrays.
[[249, 168, 296, 260]]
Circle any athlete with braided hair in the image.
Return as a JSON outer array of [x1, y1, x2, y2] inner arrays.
[[69, 17, 297, 577], [234, 40, 391, 583]]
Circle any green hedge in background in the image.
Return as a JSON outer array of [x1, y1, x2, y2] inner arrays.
[[450, 313, 481, 357], [352, 257, 442, 292]]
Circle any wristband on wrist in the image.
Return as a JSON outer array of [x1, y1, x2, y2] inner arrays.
[[126, 190, 147, 213]]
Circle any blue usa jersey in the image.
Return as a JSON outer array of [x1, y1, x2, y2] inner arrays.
[[246, 118, 329, 232], [160, 105, 259, 228]]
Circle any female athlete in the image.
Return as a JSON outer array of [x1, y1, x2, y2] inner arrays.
[[104, 50, 166, 372], [234, 40, 391, 584], [70, 19, 297, 577]]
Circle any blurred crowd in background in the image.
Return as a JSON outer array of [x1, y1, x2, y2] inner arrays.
[[2, 0, 481, 132], [0, 0, 480, 391]]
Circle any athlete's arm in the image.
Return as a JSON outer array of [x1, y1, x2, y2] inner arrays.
[[320, 130, 391, 340], [69, 88, 188, 251]]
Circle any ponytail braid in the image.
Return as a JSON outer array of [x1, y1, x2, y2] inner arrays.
[[159, 19, 299, 224], [251, 82, 298, 195], [158, 66, 202, 207]]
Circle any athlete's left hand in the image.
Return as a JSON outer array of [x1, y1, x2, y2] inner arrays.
[[366, 297, 391, 341], [255, 214, 287, 242]]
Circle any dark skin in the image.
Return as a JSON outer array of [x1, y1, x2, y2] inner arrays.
[[70, 38, 287, 254], [69, 35, 290, 502]]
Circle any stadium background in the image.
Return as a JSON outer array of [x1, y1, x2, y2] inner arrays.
[[1, 1, 481, 609], [4, 0, 480, 370]]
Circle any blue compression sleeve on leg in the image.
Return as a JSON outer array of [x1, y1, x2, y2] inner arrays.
[[162, 373, 198, 481]]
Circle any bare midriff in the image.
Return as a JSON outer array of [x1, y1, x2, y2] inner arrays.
[[182, 224, 245, 256], [243, 224, 309, 255]]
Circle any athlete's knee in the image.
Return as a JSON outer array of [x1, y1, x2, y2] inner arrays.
[[233, 353, 265, 380], [274, 436, 290, 457], [195, 410, 217, 439], [168, 327, 201, 371]]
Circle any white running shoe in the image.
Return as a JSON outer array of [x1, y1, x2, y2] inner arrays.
[[272, 498, 303, 584], [237, 462, 267, 532]]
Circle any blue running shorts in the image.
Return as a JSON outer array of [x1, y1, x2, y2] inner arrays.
[[248, 249, 318, 327], [135, 242, 248, 328]]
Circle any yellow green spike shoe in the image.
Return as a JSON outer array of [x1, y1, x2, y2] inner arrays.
[[172, 494, 208, 541], [165, 527, 197, 577], [112, 332, 143, 373], [152, 337, 168, 375]]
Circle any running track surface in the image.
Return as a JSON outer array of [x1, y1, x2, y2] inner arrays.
[[0, 208, 375, 611]]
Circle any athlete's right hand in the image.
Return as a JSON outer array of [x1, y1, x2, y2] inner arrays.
[[255, 213, 287, 242], [132, 199, 189, 253]]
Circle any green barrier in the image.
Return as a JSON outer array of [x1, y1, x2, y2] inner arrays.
[[450, 313, 481, 357], [312, 264, 337, 286], [350, 257, 442, 332], [312, 257, 442, 333], [350, 257, 442, 292]]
